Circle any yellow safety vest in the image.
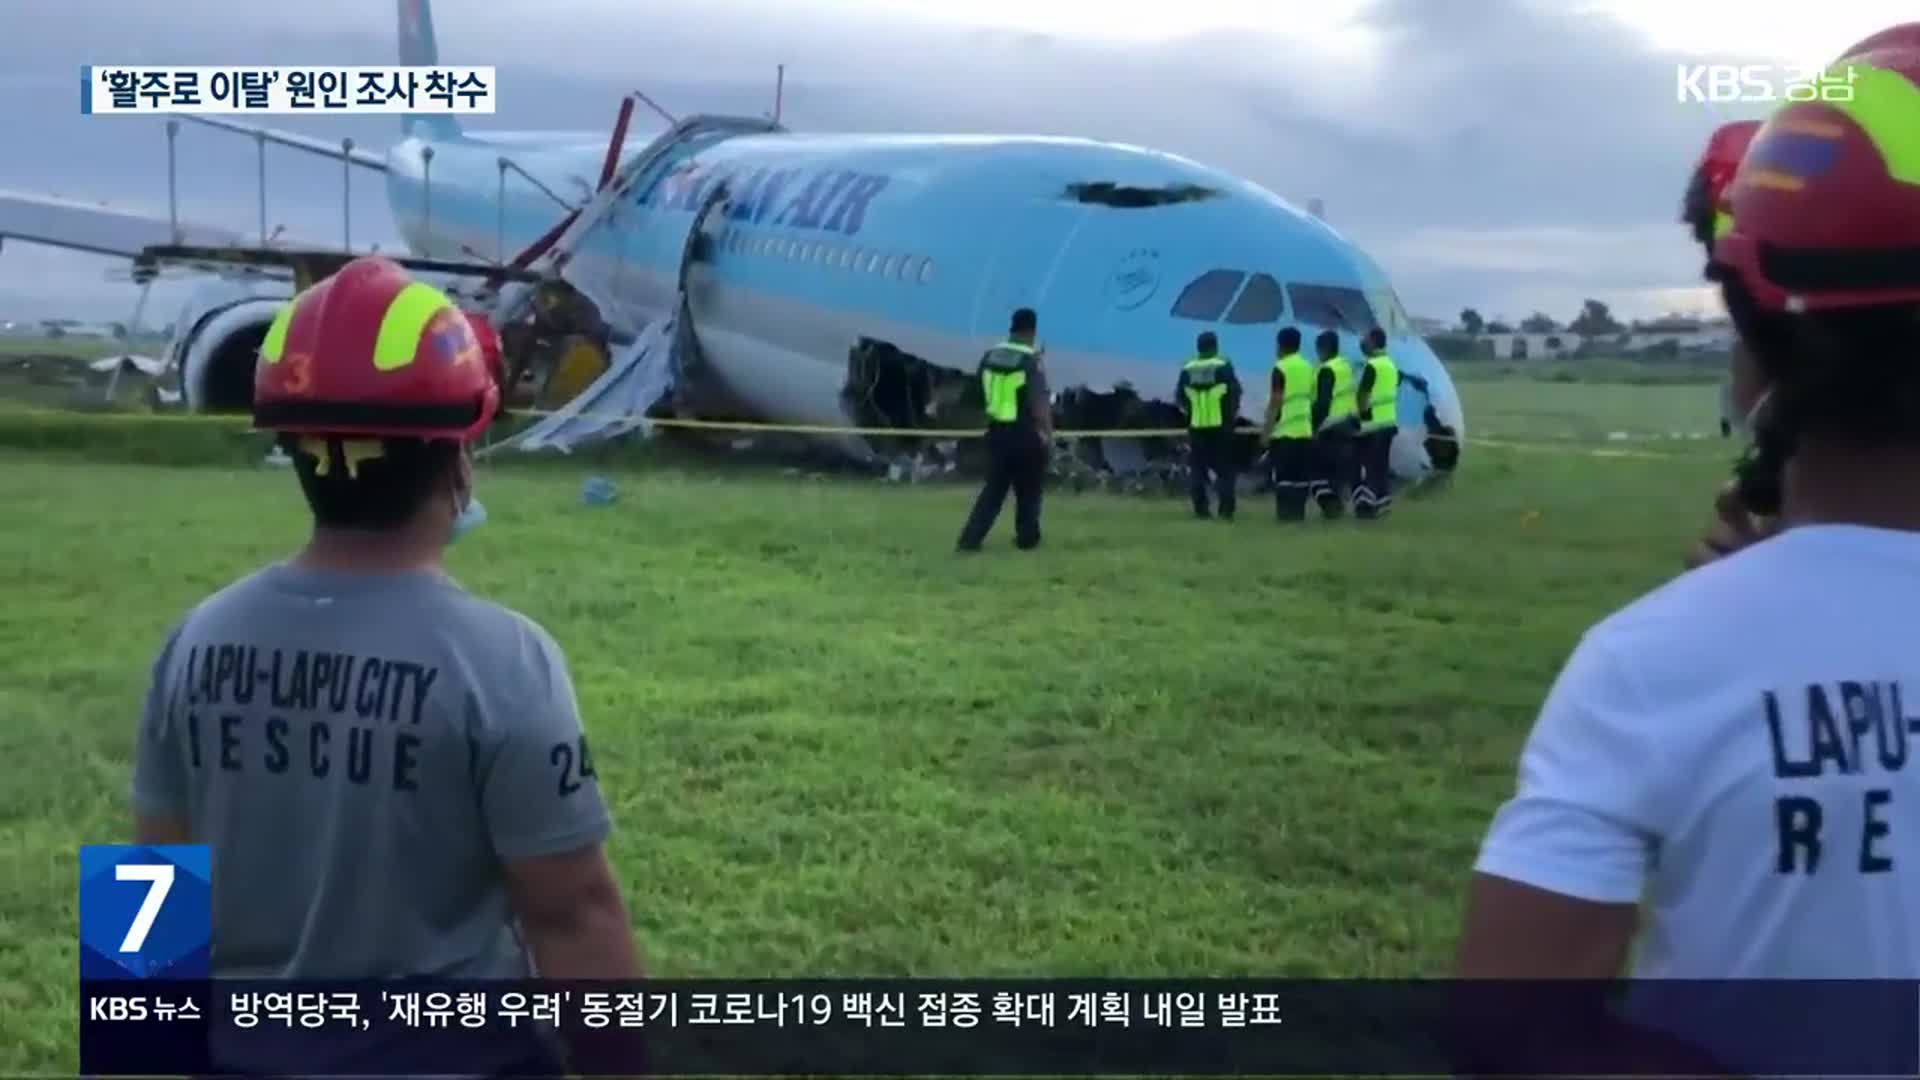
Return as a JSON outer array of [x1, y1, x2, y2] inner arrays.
[[1362, 353, 1400, 431], [1182, 356, 1230, 430], [1321, 356, 1356, 430], [981, 341, 1034, 424], [1272, 352, 1314, 439]]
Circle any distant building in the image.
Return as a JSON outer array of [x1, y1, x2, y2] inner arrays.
[[1482, 333, 1578, 360], [1472, 316, 1734, 360]]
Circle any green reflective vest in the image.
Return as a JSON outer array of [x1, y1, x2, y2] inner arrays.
[[1272, 352, 1314, 439], [1363, 353, 1400, 431], [1183, 356, 1230, 430], [1321, 355, 1356, 430], [981, 341, 1034, 424]]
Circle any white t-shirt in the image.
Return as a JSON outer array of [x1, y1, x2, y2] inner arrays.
[[1477, 523, 1920, 979]]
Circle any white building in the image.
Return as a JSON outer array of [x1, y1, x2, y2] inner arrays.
[[1474, 317, 1735, 359]]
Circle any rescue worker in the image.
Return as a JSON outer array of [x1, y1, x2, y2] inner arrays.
[[1352, 327, 1400, 520], [1258, 326, 1316, 521], [1457, 32, 1920, 1074], [1307, 329, 1359, 518], [1402, 372, 1459, 480], [1176, 331, 1242, 520], [956, 307, 1052, 552], [130, 256, 641, 1075]]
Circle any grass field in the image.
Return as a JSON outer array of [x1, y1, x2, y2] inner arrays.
[[0, 380, 1736, 1072]]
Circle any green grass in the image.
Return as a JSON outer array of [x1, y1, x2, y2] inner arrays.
[[0, 335, 141, 359], [1459, 377, 1725, 443], [0, 381, 1737, 1072]]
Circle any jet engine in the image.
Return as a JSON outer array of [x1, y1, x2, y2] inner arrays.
[[162, 284, 290, 412]]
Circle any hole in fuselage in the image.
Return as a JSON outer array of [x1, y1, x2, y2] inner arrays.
[[1062, 181, 1219, 208], [201, 325, 266, 412]]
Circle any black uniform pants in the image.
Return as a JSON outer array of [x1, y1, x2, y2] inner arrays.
[[1187, 428, 1237, 519], [1354, 428, 1396, 520], [1311, 429, 1357, 519], [1267, 438, 1314, 521], [957, 426, 1046, 550]]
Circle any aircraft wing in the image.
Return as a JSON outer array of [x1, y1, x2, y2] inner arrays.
[[0, 188, 245, 258], [180, 116, 388, 170]]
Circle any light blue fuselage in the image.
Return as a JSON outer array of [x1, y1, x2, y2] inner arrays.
[[377, 121, 1464, 476]]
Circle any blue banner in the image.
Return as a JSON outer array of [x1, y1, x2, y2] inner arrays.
[[77, 844, 212, 981], [76, 977, 1920, 1076]]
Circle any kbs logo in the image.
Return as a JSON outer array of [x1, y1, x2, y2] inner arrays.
[[1677, 64, 1858, 104], [89, 996, 150, 1021]]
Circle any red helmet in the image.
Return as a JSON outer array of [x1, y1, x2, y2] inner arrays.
[[1841, 23, 1920, 58], [1682, 119, 1761, 247], [1712, 32, 1920, 312], [463, 310, 503, 385], [253, 256, 500, 440]]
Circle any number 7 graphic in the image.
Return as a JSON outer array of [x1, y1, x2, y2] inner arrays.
[[116, 863, 175, 953]]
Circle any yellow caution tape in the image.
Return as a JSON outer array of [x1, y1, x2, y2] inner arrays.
[[3, 405, 1708, 460]]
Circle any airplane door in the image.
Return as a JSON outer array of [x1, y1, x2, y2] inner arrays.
[[971, 201, 1092, 337]]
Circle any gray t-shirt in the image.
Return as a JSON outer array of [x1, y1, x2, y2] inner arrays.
[[132, 562, 612, 981]]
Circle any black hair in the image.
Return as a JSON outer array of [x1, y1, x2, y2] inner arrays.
[[1277, 327, 1301, 352], [1009, 307, 1037, 334], [1315, 329, 1339, 357], [1196, 331, 1218, 355], [284, 434, 462, 531], [1365, 327, 1387, 350], [1717, 267, 1920, 515], [1682, 164, 1718, 254]]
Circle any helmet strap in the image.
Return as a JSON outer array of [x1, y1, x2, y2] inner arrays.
[[298, 436, 386, 480], [1733, 392, 1792, 517]]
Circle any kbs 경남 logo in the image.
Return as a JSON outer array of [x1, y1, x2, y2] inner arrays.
[[1677, 64, 1858, 104], [78, 844, 212, 979]]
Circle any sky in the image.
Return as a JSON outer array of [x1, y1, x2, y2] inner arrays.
[[0, 0, 1910, 328]]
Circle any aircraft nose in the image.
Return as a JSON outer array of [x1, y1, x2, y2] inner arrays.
[[1396, 337, 1465, 435]]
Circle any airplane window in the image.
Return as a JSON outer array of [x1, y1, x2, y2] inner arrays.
[[1169, 269, 1246, 321], [919, 259, 935, 284], [883, 255, 900, 278], [867, 253, 884, 273], [900, 256, 918, 280], [842, 248, 856, 269], [1286, 283, 1378, 333], [1369, 289, 1413, 335], [1224, 273, 1285, 324]]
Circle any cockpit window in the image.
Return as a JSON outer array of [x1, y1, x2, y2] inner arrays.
[[1287, 283, 1377, 333], [1170, 270, 1246, 321], [1367, 289, 1413, 335], [1224, 273, 1286, 324]]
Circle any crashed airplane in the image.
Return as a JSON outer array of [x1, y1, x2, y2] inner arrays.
[[0, 0, 1466, 483]]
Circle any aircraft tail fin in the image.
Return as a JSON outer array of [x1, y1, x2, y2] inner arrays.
[[397, 0, 463, 142]]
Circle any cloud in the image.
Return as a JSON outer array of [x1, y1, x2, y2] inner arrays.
[[0, 0, 1787, 322]]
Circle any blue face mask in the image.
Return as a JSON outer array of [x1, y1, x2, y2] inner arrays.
[[450, 494, 487, 543]]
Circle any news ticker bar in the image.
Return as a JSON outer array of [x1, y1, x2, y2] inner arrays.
[[80, 978, 1920, 1076], [81, 65, 497, 115]]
